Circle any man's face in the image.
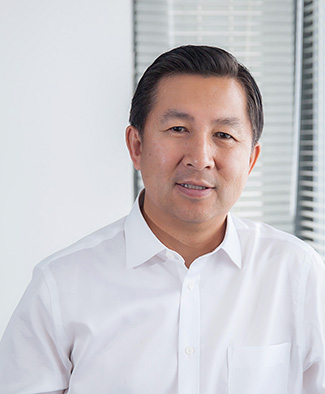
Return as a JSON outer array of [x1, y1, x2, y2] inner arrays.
[[126, 74, 260, 230]]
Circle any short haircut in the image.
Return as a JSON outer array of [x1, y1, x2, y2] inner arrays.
[[129, 45, 264, 146]]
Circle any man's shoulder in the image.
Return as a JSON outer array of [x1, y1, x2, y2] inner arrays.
[[37, 215, 127, 272], [231, 214, 319, 261]]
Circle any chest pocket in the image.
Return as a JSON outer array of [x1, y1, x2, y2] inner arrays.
[[227, 343, 291, 394]]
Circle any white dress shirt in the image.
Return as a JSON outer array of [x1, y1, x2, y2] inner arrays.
[[0, 195, 325, 394]]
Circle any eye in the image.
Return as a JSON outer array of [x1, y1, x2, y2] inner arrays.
[[169, 126, 187, 133], [215, 131, 232, 139]]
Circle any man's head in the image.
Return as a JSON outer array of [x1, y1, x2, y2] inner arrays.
[[129, 45, 264, 146], [126, 45, 262, 242]]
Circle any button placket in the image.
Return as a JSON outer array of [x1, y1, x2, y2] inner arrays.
[[178, 272, 201, 394]]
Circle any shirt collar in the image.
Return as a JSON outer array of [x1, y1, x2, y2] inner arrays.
[[124, 191, 242, 269], [125, 192, 166, 269], [216, 213, 242, 269]]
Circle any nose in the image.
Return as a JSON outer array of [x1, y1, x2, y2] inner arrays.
[[183, 133, 215, 170]]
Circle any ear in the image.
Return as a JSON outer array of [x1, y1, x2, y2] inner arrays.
[[248, 143, 261, 175], [125, 125, 142, 171]]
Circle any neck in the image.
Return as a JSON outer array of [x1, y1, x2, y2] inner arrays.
[[140, 199, 227, 268]]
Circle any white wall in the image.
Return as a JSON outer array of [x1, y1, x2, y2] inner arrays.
[[0, 1, 134, 337]]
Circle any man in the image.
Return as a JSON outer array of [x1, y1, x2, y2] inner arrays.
[[0, 45, 324, 393]]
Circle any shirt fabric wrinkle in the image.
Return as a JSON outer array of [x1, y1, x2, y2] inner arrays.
[[0, 193, 324, 394]]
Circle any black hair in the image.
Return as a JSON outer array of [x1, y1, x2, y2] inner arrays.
[[129, 45, 264, 146]]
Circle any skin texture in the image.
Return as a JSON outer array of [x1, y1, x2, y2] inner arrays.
[[126, 75, 260, 267]]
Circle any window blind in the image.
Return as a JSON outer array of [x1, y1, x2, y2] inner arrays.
[[133, 0, 296, 234], [296, 0, 325, 259]]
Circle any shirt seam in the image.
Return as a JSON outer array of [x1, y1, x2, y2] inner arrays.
[[297, 253, 312, 372], [39, 225, 125, 271], [40, 265, 72, 372]]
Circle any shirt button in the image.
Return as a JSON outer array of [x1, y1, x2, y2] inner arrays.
[[166, 251, 178, 260], [187, 281, 195, 291], [185, 346, 194, 356]]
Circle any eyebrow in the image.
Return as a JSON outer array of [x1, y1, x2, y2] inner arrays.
[[160, 109, 244, 131], [213, 117, 243, 130], [160, 109, 195, 123]]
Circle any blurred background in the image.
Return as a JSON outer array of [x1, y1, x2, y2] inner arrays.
[[0, 0, 324, 337]]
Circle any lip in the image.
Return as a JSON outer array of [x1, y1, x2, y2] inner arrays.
[[176, 180, 215, 188], [175, 181, 216, 198]]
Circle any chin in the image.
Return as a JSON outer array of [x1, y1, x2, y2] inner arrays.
[[176, 212, 222, 225]]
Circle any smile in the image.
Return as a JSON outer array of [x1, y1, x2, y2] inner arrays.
[[180, 183, 210, 190]]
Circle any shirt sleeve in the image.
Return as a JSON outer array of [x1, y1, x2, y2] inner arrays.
[[303, 251, 325, 393], [0, 266, 71, 394]]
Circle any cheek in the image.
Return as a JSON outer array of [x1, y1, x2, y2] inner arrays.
[[140, 143, 172, 174], [220, 150, 251, 181], [151, 143, 178, 166]]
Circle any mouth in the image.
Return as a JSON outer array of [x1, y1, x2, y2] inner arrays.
[[179, 183, 211, 190]]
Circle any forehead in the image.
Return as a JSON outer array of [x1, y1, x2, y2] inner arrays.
[[148, 74, 249, 123], [156, 73, 245, 97]]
